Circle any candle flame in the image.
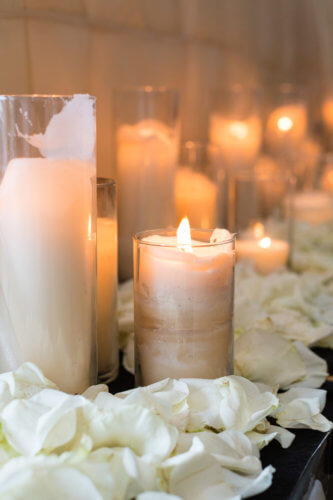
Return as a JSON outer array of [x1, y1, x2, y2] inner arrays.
[[258, 236, 271, 249], [277, 116, 293, 132], [229, 121, 248, 140], [253, 222, 265, 239], [177, 217, 193, 253]]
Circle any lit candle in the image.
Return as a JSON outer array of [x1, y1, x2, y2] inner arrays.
[[175, 167, 217, 228], [266, 104, 307, 151], [117, 119, 177, 280], [97, 216, 118, 379], [0, 158, 96, 393], [236, 235, 290, 275], [134, 219, 235, 386], [209, 114, 262, 167], [293, 191, 333, 225]]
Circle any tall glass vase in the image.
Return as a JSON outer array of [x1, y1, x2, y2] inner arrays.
[[114, 86, 179, 280], [0, 94, 97, 393]]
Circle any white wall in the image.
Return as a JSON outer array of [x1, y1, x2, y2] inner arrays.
[[0, 0, 332, 176]]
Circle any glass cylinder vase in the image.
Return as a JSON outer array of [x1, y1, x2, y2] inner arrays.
[[97, 178, 118, 382], [175, 141, 222, 228], [231, 165, 291, 275], [209, 85, 262, 171], [0, 94, 97, 393], [133, 228, 235, 386], [115, 86, 179, 280]]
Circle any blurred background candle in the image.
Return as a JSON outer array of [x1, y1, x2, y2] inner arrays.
[[0, 95, 97, 393], [236, 236, 289, 274], [292, 191, 333, 225], [115, 87, 179, 280], [209, 86, 262, 170], [97, 178, 118, 382], [265, 84, 308, 160], [134, 219, 235, 386], [175, 141, 218, 228]]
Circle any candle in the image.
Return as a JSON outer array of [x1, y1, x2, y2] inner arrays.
[[236, 236, 289, 275], [97, 216, 118, 380], [0, 94, 97, 393], [209, 114, 262, 167], [117, 119, 177, 280], [0, 158, 96, 393], [292, 191, 333, 225], [134, 219, 235, 386], [175, 167, 217, 228], [266, 103, 307, 150]]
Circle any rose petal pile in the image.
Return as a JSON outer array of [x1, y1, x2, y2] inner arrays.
[[0, 363, 331, 499]]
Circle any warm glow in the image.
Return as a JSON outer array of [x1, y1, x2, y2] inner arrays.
[[253, 222, 265, 239], [88, 214, 92, 241], [277, 116, 293, 132], [258, 236, 272, 249], [229, 121, 248, 140], [177, 217, 193, 253]]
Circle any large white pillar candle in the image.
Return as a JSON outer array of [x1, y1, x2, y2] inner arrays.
[[0, 158, 96, 393], [134, 220, 235, 386], [117, 119, 177, 280], [236, 236, 290, 275], [175, 167, 217, 228], [0, 94, 97, 393]]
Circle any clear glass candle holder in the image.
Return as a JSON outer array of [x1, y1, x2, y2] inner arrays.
[[209, 85, 263, 171], [0, 94, 97, 393], [264, 83, 308, 163], [97, 178, 118, 383], [133, 228, 235, 386], [175, 141, 225, 228], [231, 165, 291, 274], [114, 86, 179, 280]]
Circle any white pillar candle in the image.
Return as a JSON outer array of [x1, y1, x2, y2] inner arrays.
[[175, 167, 217, 228], [117, 119, 177, 280], [236, 236, 290, 275], [0, 158, 96, 393], [209, 114, 262, 167], [292, 191, 333, 225], [97, 217, 118, 378], [134, 221, 235, 386]]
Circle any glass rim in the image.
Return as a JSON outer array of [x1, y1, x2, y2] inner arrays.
[[0, 94, 96, 101], [133, 228, 236, 248], [97, 177, 116, 188]]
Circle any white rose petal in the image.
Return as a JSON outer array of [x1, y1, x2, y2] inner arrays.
[[235, 329, 306, 388], [273, 388, 333, 431], [288, 342, 328, 389], [247, 424, 295, 450]]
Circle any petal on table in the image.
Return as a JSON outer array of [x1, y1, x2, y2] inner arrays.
[[287, 342, 328, 389], [235, 329, 306, 389], [273, 388, 333, 431]]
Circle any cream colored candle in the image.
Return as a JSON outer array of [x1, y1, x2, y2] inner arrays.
[[175, 167, 217, 228], [236, 236, 289, 275], [209, 114, 262, 167], [117, 119, 177, 280], [293, 191, 333, 225], [134, 221, 235, 386], [0, 158, 96, 393], [97, 217, 118, 379]]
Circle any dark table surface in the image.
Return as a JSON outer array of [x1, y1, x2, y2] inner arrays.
[[109, 348, 333, 500]]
